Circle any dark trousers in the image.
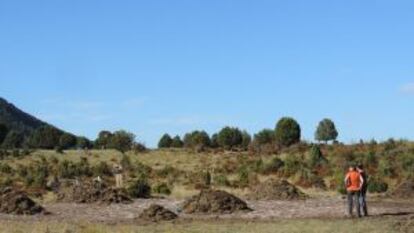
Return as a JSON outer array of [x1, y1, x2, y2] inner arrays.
[[359, 190, 368, 216], [347, 190, 361, 217]]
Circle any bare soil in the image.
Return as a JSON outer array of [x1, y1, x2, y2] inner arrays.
[[0, 196, 413, 224]]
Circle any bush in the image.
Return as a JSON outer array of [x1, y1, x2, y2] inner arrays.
[[282, 155, 303, 177], [93, 161, 112, 177], [308, 145, 327, 168], [127, 179, 151, 198], [171, 135, 184, 148], [253, 129, 275, 145], [217, 127, 243, 150], [0, 163, 13, 174], [264, 157, 285, 174], [202, 170, 211, 186], [27, 125, 63, 149], [120, 154, 132, 171], [153, 183, 171, 195], [315, 118, 338, 143], [275, 117, 301, 147], [109, 130, 135, 153], [59, 133, 77, 149], [58, 158, 92, 179], [183, 130, 210, 149], [368, 178, 388, 193], [214, 174, 230, 186], [158, 134, 173, 148]]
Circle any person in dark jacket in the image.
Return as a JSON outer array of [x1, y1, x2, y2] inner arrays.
[[357, 164, 368, 216]]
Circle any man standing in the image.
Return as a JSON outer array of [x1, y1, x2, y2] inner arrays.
[[345, 166, 364, 217], [357, 164, 369, 216]]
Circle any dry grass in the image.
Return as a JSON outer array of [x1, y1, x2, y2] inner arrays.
[[0, 217, 406, 233]]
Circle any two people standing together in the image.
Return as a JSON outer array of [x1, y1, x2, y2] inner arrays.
[[345, 164, 368, 218]]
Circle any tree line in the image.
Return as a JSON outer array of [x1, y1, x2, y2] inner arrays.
[[157, 117, 339, 151], [0, 117, 338, 152]]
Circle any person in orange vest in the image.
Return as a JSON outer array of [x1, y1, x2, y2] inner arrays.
[[344, 165, 364, 217]]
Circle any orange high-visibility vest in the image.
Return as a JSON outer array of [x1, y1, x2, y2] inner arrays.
[[346, 171, 361, 191]]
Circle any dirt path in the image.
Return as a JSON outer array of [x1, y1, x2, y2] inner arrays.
[[1, 197, 413, 224]]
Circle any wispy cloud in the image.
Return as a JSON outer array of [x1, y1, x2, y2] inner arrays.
[[400, 83, 414, 94]]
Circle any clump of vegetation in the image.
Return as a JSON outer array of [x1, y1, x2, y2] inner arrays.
[[213, 174, 230, 187], [275, 117, 301, 147], [153, 183, 171, 195], [367, 177, 388, 193], [158, 134, 173, 148], [127, 179, 151, 198]]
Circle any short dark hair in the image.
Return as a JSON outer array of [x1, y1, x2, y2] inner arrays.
[[357, 164, 364, 169]]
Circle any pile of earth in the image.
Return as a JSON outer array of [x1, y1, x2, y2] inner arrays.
[[248, 179, 307, 200], [182, 189, 252, 214], [0, 187, 45, 215], [139, 204, 178, 222], [58, 180, 132, 204], [392, 180, 414, 199]]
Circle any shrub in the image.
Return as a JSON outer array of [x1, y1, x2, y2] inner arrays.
[[308, 145, 327, 168], [153, 183, 171, 195], [264, 157, 285, 174], [213, 174, 230, 187], [109, 130, 135, 153], [157, 165, 179, 178], [58, 158, 92, 178], [27, 125, 63, 149], [282, 155, 303, 177], [120, 154, 132, 171], [275, 117, 301, 147], [1, 130, 24, 149], [93, 161, 112, 177], [253, 129, 275, 145], [217, 127, 243, 150], [59, 133, 77, 149], [202, 170, 211, 186], [127, 179, 151, 198], [183, 130, 210, 149], [171, 135, 184, 148], [0, 163, 13, 174], [158, 134, 173, 148], [237, 165, 250, 187], [315, 118, 338, 143], [367, 178, 388, 193]]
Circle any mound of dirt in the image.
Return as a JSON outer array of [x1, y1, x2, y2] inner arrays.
[[139, 204, 178, 221], [0, 187, 45, 215], [182, 189, 251, 214], [58, 180, 132, 204], [392, 180, 414, 199], [249, 179, 307, 200]]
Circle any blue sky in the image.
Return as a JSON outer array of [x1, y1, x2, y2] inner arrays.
[[1, 0, 414, 147]]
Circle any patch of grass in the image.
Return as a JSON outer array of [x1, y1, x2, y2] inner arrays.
[[0, 218, 404, 233]]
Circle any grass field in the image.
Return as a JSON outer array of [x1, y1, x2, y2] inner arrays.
[[0, 217, 411, 233]]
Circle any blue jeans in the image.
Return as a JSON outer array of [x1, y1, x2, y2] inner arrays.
[[347, 191, 361, 217], [359, 190, 368, 216]]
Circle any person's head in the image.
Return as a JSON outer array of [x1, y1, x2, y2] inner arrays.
[[348, 166, 356, 172]]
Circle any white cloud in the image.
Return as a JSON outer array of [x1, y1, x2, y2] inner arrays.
[[401, 83, 414, 94]]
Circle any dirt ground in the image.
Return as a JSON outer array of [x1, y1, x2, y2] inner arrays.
[[0, 197, 413, 224]]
